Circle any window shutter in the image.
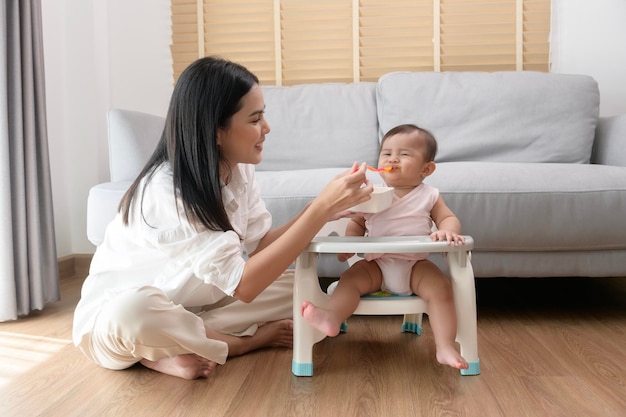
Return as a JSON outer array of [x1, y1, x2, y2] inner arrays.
[[522, 0, 551, 71], [439, 0, 518, 72], [280, 0, 354, 85], [203, 0, 277, 84], [171, 0, 551, 85], [171, 0, 201, 81], [359, 0, 435, 81]]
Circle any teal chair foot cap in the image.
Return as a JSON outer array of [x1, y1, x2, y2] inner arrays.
[[460, 359, 480, 376], [340, 321, 348, 333], [292, 360, 313, 376], [401, 322, 422, 335]]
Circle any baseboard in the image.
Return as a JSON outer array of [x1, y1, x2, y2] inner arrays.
[[57, 254, 93, 280]]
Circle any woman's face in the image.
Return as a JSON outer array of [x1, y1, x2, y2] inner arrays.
[[217, 84, 270, 167]]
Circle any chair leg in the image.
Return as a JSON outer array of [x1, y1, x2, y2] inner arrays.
[[401, 313, 423, 335], [292, 252, 329, 376], [447, 251, 480, 375]]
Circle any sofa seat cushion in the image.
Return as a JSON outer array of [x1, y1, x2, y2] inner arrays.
[[376, 71, 600, 164], [427, 162, 626, 252]]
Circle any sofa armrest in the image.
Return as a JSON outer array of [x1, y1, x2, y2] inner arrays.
[[86, 181, 131, 246], [592, 114, 626, 166]]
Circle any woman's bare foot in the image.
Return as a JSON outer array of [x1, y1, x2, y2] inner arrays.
[[252, 319, 293, 349], [301, 301, 341, 337], [436, 345, 469, 370], [206, 319, 293, 357], [140, 354, 217, 380]]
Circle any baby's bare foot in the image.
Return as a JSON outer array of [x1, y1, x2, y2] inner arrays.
[[140, 354, 217, 380], [436, 345, 469, 370], [301, 301, 341, 337]]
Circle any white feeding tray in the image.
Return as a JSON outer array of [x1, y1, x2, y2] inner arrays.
[[349, 186, 394, 213]]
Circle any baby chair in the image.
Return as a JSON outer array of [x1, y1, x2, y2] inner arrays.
[[292, 218, 480, 376]]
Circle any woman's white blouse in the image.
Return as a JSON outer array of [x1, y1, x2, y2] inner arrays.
[[72, 162, 272, 345]]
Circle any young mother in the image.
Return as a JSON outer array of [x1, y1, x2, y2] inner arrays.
[[73, 56, 373, 380]]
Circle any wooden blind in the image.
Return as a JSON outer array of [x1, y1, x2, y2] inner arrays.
[[360, 0, 435, 81], [171, 0, 550, 85]]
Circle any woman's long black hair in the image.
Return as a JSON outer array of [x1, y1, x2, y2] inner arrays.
[[119, 56, 259, 232]]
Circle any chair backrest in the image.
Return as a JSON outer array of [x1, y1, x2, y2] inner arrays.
[[107, 108, 165, 182]]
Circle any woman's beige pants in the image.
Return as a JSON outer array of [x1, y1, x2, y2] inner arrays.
[[77, 271, 294, 370]]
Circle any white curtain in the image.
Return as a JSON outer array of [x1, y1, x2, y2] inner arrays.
[[0, 0, 59, 322]]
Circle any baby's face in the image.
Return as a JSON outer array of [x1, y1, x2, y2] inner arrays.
[[378, 132, 430, 188]]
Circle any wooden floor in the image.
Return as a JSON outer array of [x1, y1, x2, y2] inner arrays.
[[1, 273, 625, 417]]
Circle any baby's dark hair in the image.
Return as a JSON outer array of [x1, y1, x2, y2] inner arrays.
[[381, 124, 438, 162]]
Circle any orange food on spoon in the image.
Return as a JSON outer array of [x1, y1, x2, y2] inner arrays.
[[366, 165, 393, 172]]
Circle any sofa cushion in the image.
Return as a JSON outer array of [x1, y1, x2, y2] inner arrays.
[[426, 162, 626, 251], [376, 71, 600, 164], [256, 168, 347, 226], [593, 114, 626, 166], [259, 83, 379, 171]]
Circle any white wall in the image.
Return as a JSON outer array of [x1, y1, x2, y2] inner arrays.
[[42, 0, 626, 257], [42, 0, 172, 256], [550, 0, 626, 116]]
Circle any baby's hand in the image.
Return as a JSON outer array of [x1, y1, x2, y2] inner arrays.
[[430, 230, 465, 246], [337, 253, 355, 262]]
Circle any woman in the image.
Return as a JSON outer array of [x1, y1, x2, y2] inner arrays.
[[73, 56, 372, 379]]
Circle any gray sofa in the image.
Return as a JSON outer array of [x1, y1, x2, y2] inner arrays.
[[87, 71, 626, 279]]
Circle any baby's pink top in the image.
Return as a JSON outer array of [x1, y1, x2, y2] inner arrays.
[[364, 182, 439, 261]]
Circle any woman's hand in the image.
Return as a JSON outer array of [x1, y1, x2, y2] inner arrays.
[[313, 162, 373, 219]]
